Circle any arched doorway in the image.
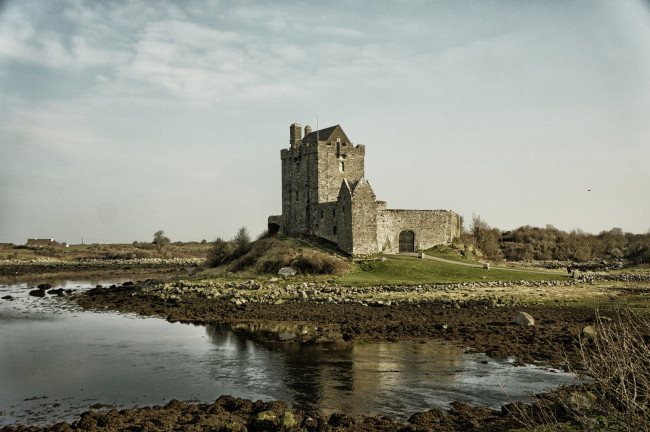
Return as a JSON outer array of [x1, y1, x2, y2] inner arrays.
[[399, 230, 415, 253]]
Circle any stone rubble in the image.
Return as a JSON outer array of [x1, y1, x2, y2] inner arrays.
[[131, 278, 588, 309]]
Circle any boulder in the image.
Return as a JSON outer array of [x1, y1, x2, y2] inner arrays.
[[582, 325, 596, 339], [29, 289, 46, 297], [282, 412, 297, 428], [514, 311, 535, 326], [278, 267, 297, 278]]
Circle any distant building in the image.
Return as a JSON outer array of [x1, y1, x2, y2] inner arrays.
[[26, 238, 55, 247], [268, 123, 460, 255]]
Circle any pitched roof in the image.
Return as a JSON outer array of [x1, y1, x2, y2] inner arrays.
[[301, 125, 340, 144], [351, 178, 375, 197]]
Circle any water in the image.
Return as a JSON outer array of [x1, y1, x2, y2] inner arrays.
[[0, 278, 576, 427]]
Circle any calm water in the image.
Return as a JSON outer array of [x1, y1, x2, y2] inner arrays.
[[0, 278, 575, 427]]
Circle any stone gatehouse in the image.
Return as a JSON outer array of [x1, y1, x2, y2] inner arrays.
[[268, 123, 460, 255]]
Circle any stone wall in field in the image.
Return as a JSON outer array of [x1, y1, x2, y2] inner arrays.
[[377, 209, 460, 254]]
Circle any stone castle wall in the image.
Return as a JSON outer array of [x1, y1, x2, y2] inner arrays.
[[280, 144, 318, 233], [377, 209, 460, 254], [316, 141, 365, 203], [338, 179, 378, 255]]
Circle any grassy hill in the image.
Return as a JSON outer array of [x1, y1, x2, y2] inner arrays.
[[204, 234, 569, 286]]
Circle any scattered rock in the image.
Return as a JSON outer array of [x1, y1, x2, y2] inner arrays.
[[224, 422, 247, 432], [2, 295, 14, 300], [37, 283, 52, 290], [278, 267, 297, 278], [582, 325, 596, 339], [514, 311, 535, 326], [29, 289, 46, 297], [256, 410, 277, 423], [282, 411, 297, 428]]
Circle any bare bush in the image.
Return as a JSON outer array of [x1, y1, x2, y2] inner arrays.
[[510, 305, 650, 431], [206, 237, 234, 268], [152, 230, 170, 247], [233, 226, 252, 256]]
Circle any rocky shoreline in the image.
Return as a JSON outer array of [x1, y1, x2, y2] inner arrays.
[[2, 394, 554, 432], [0, 258, 203, 276]]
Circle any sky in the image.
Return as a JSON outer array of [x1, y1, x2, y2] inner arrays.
[[1, 0, 649, 245]]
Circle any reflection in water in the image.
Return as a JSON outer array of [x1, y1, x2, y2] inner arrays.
[[205, 325, 573, 419], [1, 280, 576, 427]]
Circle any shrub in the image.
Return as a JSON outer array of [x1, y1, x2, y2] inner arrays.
[[254, 243, 297, 273], [229, 237, 277, 272], [152, 230, 170, 247], [206, 237, 235, 268], [233, 227, 252, 257], [293, 250, 351, 275]]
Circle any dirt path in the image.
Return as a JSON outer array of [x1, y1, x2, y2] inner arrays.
[[400, 253, 567, 275]]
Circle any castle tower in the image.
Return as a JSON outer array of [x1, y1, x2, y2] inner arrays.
[[280, 123, 366, 237]]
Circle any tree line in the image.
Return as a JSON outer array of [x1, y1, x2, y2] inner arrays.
[[461, 215, 650, 264]]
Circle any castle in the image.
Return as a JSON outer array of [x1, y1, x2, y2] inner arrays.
[[268, 123, 460, 255]]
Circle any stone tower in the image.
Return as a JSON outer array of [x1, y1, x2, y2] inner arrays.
[[279, 123, 366, 238]]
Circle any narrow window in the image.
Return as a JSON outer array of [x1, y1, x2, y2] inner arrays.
[[320, 210, 324, 219], [333, 209, 336, 217], [333, 226, 337, 235], [339, 161, 345, 172]]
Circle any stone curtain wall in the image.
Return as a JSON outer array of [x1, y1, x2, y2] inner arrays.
[[377, 210, 460, 254]]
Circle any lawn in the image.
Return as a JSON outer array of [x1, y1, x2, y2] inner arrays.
[[338, 255, 570, 286]]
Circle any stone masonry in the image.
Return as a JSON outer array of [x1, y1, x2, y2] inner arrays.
[[268, 123, 460, 255]]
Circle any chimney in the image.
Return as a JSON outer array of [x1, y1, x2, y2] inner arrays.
[[304, 125, 312, 136], [290, 123, 302, 145]]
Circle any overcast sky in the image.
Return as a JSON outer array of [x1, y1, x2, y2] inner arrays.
[[1, 0, 649, 245]]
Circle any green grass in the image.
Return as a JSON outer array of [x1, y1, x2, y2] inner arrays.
[[420, 250, 482, 264], [337, 255, 570, 286]]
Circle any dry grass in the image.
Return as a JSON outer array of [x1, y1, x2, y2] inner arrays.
[[292, 250, 351, 275], [509, 304, 650, 431]]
